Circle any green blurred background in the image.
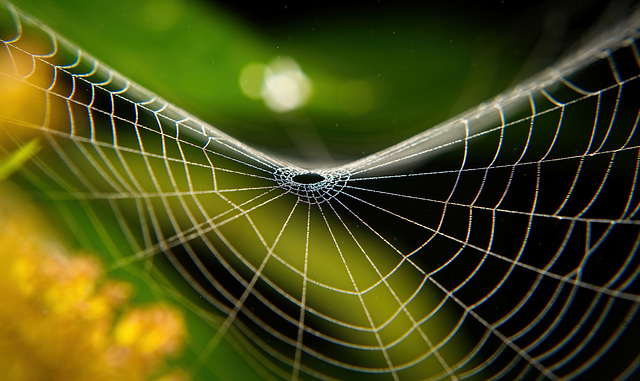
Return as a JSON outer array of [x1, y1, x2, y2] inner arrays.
[[7, 0, 613, 162], [2, 0, 620, 379]]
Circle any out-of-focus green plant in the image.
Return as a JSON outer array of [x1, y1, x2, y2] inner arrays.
[[0, 139, 39, 180]]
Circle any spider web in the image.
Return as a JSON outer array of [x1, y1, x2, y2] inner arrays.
[[1, 2, 640, 380]]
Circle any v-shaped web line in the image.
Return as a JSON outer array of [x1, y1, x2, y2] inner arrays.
[[1, 2, 640, 380]]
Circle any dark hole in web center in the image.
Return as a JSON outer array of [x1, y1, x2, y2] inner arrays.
[[293, 173, 324, 184]]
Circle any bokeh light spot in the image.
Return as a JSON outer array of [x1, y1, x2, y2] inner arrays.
[[239, 57, 312, 113]]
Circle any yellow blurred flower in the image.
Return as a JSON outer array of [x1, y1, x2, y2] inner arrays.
[[0, 40, 57, 145], [0, 189, 188, 381]]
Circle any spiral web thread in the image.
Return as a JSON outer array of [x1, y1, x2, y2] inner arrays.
[[1, 2, 639, 380]]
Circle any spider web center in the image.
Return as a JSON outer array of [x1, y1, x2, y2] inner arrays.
[[273, 167, 350, 204]]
